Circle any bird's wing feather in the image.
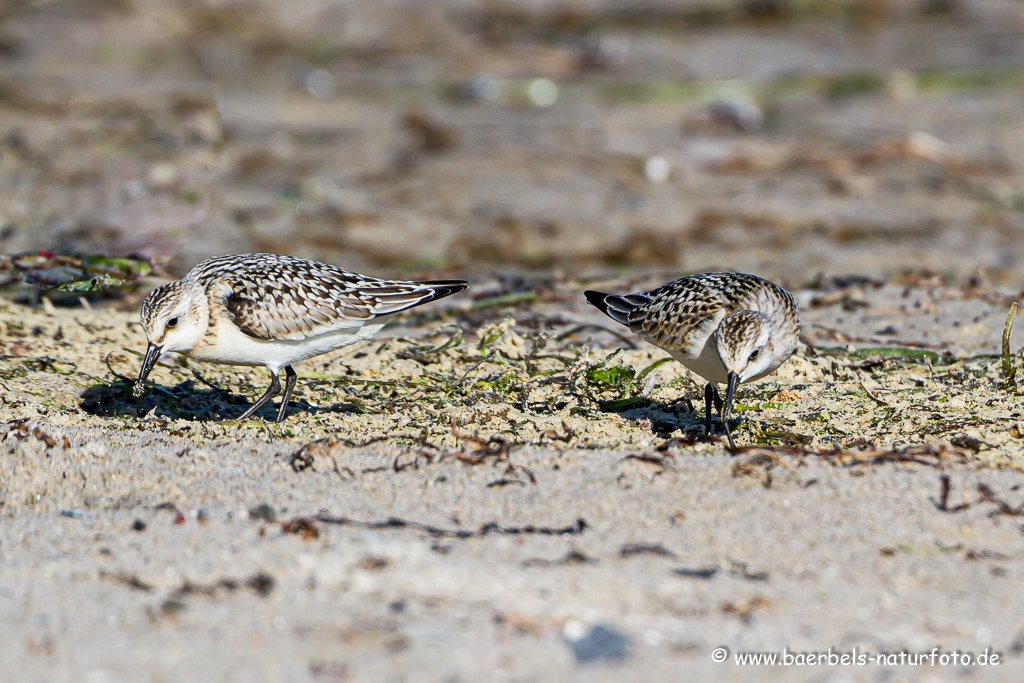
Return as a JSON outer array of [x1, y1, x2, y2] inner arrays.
[[193, 254, 465, 341], [588, 272, 798, 360], [628, 286, 727, 355]]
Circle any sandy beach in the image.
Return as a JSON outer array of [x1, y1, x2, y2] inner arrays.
[[4, 0, 1024, 680], [3, 277, 1024, 681]]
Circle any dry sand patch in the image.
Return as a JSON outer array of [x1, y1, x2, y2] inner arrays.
[[2, 280, 1024, 680]]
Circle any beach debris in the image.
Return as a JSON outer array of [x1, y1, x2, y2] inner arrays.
[[493, 611, 545, 636], [99, 570, 152, 592], [58, 509, 95, 521], [672, 566, 720, 579], [934, 476, 1024, 516], [964, 549, 1009, 561], [403, 110, 459, 154], [619, 543, 675, 559], [729, 560, 770, 582], [0, 252, 152, 292], [522, 548, 596, 568], [708, 98, 763, 133], [1002, 302, 1018, 385], [446, 73, 501, 103], [528, 78, 558, 108], [246, 573, 275, 597], [357, 556, 389, 571], [562, 621, 630, 664], [976, 483, 1024, 517], [732, 441, 973, 488], [315, 513, 587, 539], [644, 155, 670, 184], [721, 595, 771, 622], [163, 572, 276, 605], [949, 435, 989, 453], [248, 503, 277, 523], [286, 436, 349, 473], [934, 474, 970, 512], [281, 517, 320, 540], [450, 421, 535, 485], [3, 421, 70, 449], [305, 68, 336, 100]]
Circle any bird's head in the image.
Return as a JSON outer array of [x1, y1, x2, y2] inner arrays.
[[134, 280, 207, 396], [713, 309, 777, 427], [715, 309, 775, 384]]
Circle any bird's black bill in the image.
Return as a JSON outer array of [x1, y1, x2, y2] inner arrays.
[[133, 342, 162, 397], [722, 372, 740, 423], [721, 372, 740, 449]]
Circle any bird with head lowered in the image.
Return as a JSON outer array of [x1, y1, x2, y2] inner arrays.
[[135, 253, 468, 422], [584, 272, 799, 448]]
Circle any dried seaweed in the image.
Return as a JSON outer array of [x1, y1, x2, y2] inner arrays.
[[280, 517, 320, 539], [976, 483, 1024, 517], [522, 549, 596, 567], [732, 441, 971, 474], [99, 570, 153, 592], [622, 452, 677, 472], [0, 252, 153, 292], [448, 421, 536, 484], [673, 566, 719, 579], [721, 595, 771, 622], [164, 572, 275, 602], [2, 420, 70, 449], [620, 543, 675, 559], [934, 474, 973, 512], [315, 514, 588, 539]]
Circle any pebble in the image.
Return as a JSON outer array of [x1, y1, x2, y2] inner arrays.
[[563, 620, 630, 663], [249, 503, 277, 523]]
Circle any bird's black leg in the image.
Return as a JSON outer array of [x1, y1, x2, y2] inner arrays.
[[720, 373, 740, 450], [711, 385, 724, 414], [704, 383, 715, 438], [237, 371, 281, 421], [275, 365, 297, 423], [705, 383, 737, 448]]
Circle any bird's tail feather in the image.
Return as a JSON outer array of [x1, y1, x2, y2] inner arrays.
[[364, 280, 469, 317], [418, 280, 470, 302], [584, 290, 648, 326]]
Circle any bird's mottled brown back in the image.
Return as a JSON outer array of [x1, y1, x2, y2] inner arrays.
[[187, 254, 457, 341], [626, 272, 797, 355]]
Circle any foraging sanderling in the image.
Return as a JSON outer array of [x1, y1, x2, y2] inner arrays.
[[134, 253, 468, 422], [585, 272, 799, 447]]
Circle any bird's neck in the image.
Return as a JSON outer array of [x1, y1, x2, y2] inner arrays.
[[181, 280, 212, 353]]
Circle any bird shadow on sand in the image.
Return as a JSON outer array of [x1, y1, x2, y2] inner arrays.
[[612, 397, 742, 442], [79, 380, 360, 422]]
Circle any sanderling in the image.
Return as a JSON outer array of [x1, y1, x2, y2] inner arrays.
[[584, 272, 799, 447], [134, 253, 468, 422]]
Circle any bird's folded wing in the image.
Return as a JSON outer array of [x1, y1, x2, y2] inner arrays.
[[220, 279, 437, 341], [629, 287, 726, 352]]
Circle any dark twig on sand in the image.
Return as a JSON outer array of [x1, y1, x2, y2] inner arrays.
[[315, 514, 588, 539]]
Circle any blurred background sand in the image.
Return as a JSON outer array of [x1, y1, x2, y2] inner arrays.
[[2, 0, 1024, 285]]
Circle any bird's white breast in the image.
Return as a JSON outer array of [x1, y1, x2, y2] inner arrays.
[[668, 334, 730, 385], [189, 315, 392, 372]]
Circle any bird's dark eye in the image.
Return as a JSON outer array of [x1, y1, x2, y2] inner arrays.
[[748, 348, 761, 362], [167, 317, 179, 329]]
